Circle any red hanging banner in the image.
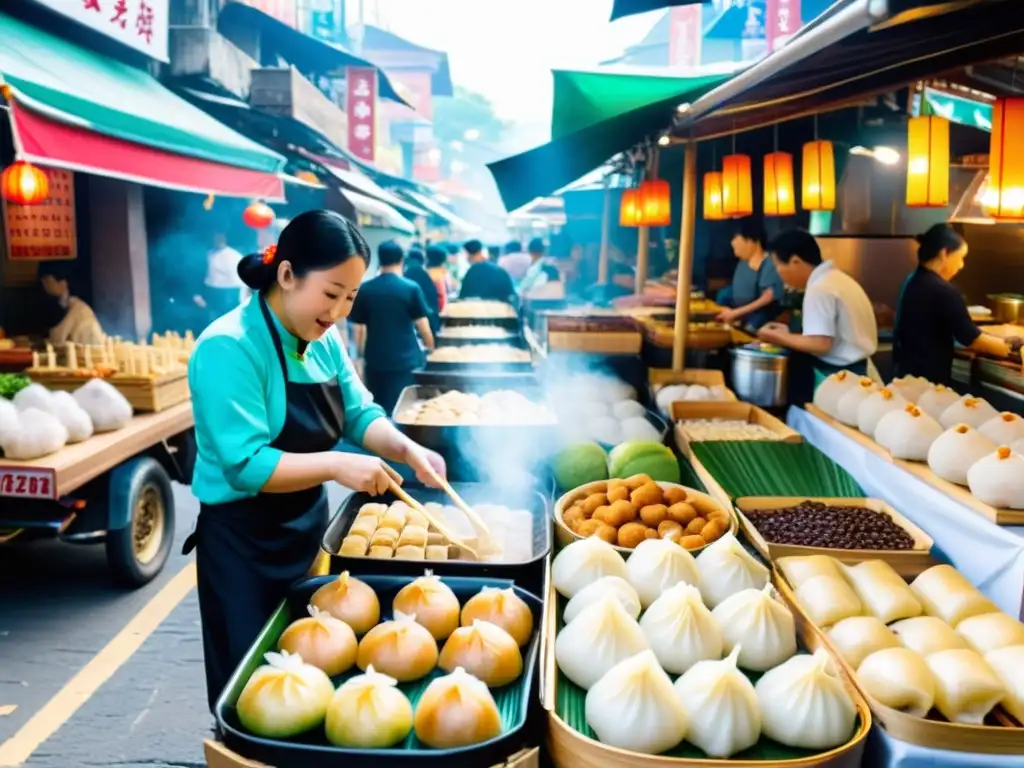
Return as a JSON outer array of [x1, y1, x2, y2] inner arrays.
[[668, 6, 703, 68], [346, 67, 378, 162], [766, 0, 802, 52]]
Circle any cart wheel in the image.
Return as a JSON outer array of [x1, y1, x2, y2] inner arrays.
[[106, 457, 175, 588]]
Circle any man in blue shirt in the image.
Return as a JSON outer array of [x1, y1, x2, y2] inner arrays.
[[717, 222, 785, 332], [349, 241, 435, 414], [459, 239, 516, 304]]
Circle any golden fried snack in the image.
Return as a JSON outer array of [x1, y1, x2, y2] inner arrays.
[[679, 534, 706, 550], [426, 531, 448, 547], [662, 486, 689, 506], [563, 505, 587, 531], [607, 479, 628, 498], [658, 520, 684, 542], [368, 545, 394, 559], [690, 494, 720, 517], [405, 509, 429, 529], [594, 523, 619, 545], [576, 519, 605, 538], [706, 507, 730, 524], [349, 517, 378, 540], [639, 504, 669, 527], [666, 502, 698, 525], [370, 527, 399, 545], [340, 534, 369, 556], [617, 522, 650, 549], [700, 518, 728, 542], [606, 484, 630, 504], [630, 481, 663, 509], [398, 525, 429, 548], [644, 527, 660, 539], [395, 545, 426, 560], [623, 474, 655, 490], [686, 517, 707, 536], [379, 508, 407, 532], [425, 544, 450, 561], [581, 493, 609, 515]]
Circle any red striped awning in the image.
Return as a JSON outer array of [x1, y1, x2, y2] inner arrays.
[[10, 102, 285, 200]]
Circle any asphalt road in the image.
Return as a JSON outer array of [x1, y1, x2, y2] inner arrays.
[[0, 482, 348, 768]]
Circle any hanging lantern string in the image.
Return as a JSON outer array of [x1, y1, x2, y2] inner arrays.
[[773, 123, 779, 152]]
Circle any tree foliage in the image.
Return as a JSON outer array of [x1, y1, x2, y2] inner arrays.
[[432, 86, 508, 146]]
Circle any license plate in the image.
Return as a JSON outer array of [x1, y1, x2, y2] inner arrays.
[[0, 468, 56, 499]]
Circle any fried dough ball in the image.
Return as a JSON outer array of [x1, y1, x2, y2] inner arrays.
[[706, 507, 730, 524], [563, 505, 587, 531], [700, 518, 728, 543], [685, 517, 707, 536], [658, 520, 684, 542], [639, 504, 669, 527], [575, 519, 605, 538], [662, 486, 689, 505], [595, 499, 636, 528], [630, 482, 663, 509], [581, 493, 608, 515], [607, 479, 628, 498], [606, 485, 630, 504], [623, 474, 655, 490], [666, 502, 698, 525], [680, 534, 707, 550], [644, 527, 660, 539], [617, 522, 649, 549], [594, 523, 620, 544], [690, 494, 720, 517]]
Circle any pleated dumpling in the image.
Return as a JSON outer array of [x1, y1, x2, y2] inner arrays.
[[639, 582, 723, 675], [695, 532, 770, 608], [984, 645, 1024, 724], [563, 576, 641, 624], [857, 387, 907, 436], [927, 424, 996, 486], [842, 561, 922, 625], [711, 584, 797, 671], [956, 612, 1024, 656], [916, 384, 960, 420], [553, 537, 628, 598], [890, 616, 968, 657], [875, 404, 943, 461], [555, 597, 648, 690], [836, 377, 877, 426], [940, 395, 999, 430], [979, 412, 1024, 446], [795, 574, 862, 628], [925, 649, 1006, 724], [911, 565, 997, 627], [857, 647, 935, 717], [626, 538, 701, 609], [813, 371, 860, 418], [828, 616, 901, 669], [777, 555, 844, 589], [968, 446, 1024, 510]]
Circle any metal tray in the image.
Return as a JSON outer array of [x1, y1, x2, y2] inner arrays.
[[440, 315, 521, 330], [215, 574, 543, 768], [435, 334, 527, 348], [411, 369, 541, 388], [323, 482, 551, 595], [424, 359, 535, 373]]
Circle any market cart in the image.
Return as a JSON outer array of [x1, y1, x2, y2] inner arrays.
[[0, 401, 195, 587]]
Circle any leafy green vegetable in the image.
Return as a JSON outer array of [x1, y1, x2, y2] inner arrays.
[[0, 374, 30, 400]]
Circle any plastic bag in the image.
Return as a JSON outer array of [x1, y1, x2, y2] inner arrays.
[[73, 379, 132, 432], [0, 407, 68, 459]]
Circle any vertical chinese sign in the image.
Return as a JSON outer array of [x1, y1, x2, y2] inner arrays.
[[346, 67, 378, 162], [668, 5, 703, 69], [2, 168, 77, 261], [40, 0, 169, 61], [766, 0, 802, 52]]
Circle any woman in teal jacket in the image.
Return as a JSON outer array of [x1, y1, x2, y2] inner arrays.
[[185, 210, 445, 711]]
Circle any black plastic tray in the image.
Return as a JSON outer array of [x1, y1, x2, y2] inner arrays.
[[323, 483, 551, 595], [411, 369, 541, 388], [215, 574, 543, 768], [435, 334, 527, 348], [440, 315, 520, 330], [424, 359, 534, 373]]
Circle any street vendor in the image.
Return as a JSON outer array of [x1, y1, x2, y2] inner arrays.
[[185, 210, 445, 712], [460, 239, 517, 304], [40, 263, 105, 346], [757, 228, 878, 402], [894, 224, 1019, 386], [716, 222, 784, 332]]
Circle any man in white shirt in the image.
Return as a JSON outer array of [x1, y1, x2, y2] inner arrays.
[[757, 229, 878, 401], [40, 266, 105, 346], [195, 233, 247, 321], [497, 241, 532, 283]]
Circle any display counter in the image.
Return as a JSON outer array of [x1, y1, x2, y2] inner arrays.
[[787, 406, 1024, 619]]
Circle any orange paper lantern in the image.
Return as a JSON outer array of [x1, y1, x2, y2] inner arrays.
[[984, 98, 1024, 221], [619, 188, 643, 227], [639, 178, 671, 227], [802, 140, 836, 211], [906, 116, 950, 208], [703, 172, 725, 220], [763, 152, 796, 216], [1, 160, 49, 205], [721, 154, 753, 218], [243, 200, 275, 229]]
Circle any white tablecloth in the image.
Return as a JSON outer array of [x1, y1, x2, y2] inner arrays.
[[788, 407, 1024, 618]]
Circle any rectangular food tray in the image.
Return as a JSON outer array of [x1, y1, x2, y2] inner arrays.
[[323, 483, 551, 595], [734, 496, 936, 577], [441, 315, 521, 330], [411, 369, 541, 388], [435, 334, 528, 348], [216, 574, 544, 768], [423, 360, 535, 373]]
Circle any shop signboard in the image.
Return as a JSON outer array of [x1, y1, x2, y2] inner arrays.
[[2, 167, 77, 261], [346, 67, 377, 162], [923, 87, 993, 131], [766, 0, 801, 51], [668, 5, 703, 68], [37, 0, 169, 61]]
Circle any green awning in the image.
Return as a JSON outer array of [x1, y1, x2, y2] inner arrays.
[[0, 11, 284, 182], [488, 71, 731, 212], [552, 68, 730, 139]]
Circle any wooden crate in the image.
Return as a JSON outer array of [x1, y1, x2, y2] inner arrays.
[[671, 401, 802, 455], [734, 496, 936, 577], [27, 370, 189, 412], [547, 330, 641, 355]]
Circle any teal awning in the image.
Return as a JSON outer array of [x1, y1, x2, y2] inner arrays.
[[610, 1, 708, 22], [488, 70, 731, 212]]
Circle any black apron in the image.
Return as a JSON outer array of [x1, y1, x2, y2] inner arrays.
[[184, 295, 345, 712], [785, 307, 868, 404]]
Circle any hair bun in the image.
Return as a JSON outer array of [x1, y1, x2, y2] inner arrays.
[[914, 234, 927, 245], [238, 252, 276, 291]]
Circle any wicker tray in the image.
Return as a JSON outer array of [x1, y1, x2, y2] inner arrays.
[[733, 497, 936, 578], [773, 571, 1024, 754], [540, 577, 871, 767], [26, 369, 189, 412], [672, 403, 802, 456]]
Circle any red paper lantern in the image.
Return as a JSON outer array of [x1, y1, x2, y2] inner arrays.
[[985, 98, 1024, 221], [639, 178, 671, 227], [619, 188, 643, 227], [1, 161, 49, 205], [243, 200, 274, 229]]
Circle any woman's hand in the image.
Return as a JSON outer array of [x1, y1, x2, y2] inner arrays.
[[403, 445, 447, 488], [331, 453, 403, 495]]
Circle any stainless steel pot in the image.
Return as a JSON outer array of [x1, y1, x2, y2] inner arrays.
[[988, 294, 1024, 324], [730, 345, 788, 407]]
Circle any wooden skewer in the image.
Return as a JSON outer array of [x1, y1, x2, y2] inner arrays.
[[425, 467, 501, 555], [386, 477, 480, 561]]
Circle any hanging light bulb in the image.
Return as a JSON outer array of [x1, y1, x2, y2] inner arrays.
[[619, 188, 643, 227], [763, 152, 796, 216], [802, 140, 836, 211], [1, 160, 49, 205], [721, 154, 753, 218], [703, 172, 725, 220], [639, 179, 671, 227], [985, 98, 1024, 220]]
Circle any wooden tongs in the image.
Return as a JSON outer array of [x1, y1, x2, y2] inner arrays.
[[423, 467, 502, 557], [385, 475, 482, 561]]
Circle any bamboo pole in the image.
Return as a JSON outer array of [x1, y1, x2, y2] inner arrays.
[[598, 175, 612, 285], [672, 141, 698, 370]]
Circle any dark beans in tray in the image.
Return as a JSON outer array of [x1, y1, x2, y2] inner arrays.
[[745, 501, 916, 550]]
